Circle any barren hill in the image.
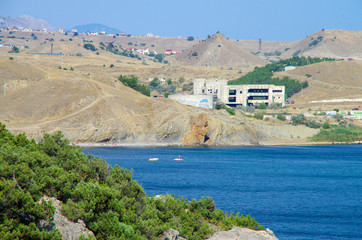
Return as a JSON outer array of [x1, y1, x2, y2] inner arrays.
[[172, 33, 267, 68], [282, 29, 362, 59], [274, 61, 362, 108], [0, 52, 318, 145]]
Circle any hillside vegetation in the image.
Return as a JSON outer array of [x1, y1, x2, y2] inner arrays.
[[0, 123, 264, 240], [228, 57, 332, 97]]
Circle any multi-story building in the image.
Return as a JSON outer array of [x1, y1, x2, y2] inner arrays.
[[194, 79, 285, 107]]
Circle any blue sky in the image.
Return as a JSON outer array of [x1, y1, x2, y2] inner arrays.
[[1, 0, 361, 40]]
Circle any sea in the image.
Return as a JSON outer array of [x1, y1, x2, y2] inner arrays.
[[82, 145, 362, 240]]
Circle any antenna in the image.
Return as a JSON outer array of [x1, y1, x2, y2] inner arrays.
[[258, 38, 262, 51]]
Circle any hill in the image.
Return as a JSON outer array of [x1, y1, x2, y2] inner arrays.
[[274, 60, 362, 108], [71, 23, 122, 34], [0, 15, 56, 31], [172, 33, 267, 69], [281, 29, 362, 59], [0, 45, 319, 145]]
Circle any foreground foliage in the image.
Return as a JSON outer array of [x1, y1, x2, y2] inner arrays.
[[310, 125, 362, 142], [0, 123, 264, 239]]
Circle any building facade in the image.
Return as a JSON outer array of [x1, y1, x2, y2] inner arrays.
[[194, 79, 285, 107]]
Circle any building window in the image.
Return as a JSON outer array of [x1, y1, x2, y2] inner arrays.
[[272, 90, 282, 92], [229, 89, 236, 95], [228, 97, 236, 102], [248, 89, 268, 93]]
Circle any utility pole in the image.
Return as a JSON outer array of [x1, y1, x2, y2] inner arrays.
[[3, 80, 5, 96]]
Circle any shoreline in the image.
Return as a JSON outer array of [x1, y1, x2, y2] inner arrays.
[[74, 141, 361, 148]]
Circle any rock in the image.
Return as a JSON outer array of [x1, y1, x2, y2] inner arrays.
[[206, 227, 279, 240], [182, 113, 210, 145], [160, 228, 187, 240], [40, 196, 96, 240]]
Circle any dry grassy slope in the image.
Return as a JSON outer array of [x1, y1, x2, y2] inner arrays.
[[171, 33, 267, 68], [274, 61, 362, 107], [282, 29, 362, 59], [0, 53, 317, 145]]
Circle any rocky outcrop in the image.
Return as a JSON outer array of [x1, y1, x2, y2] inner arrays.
[[207, 227, 278, 240], [160, 228, 187, 240], [182, 113, 211, 145], [40, 196, 96, 240]]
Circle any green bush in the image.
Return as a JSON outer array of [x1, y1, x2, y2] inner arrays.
[[322, 122, 330, 129], [254, 112, 265, 120], [310, 126, 362, 142], [305, 120, 321, 129], [225, 107, 235, 116], [277, 114, 286, 121], [0, 123, 264, 239], [83, 43, 97, 51], [258, 103, 267, 109], [118, 75, 150, 96]]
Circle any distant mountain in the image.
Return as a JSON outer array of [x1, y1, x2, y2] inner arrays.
[[281, 29, 362, 59], [173, 32, 267, 68], [0, 15, 56, 31], [71, 23, 122, 34]]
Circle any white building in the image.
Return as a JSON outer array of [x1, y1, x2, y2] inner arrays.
[[194, 79, 285, 107]]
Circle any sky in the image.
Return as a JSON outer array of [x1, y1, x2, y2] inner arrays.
[[1, 0, 361, 41]]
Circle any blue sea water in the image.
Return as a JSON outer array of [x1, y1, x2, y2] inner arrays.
[[83, 145, 362, 240]]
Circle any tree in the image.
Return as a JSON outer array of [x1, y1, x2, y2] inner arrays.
[[150, 78, 160, 88], [187, 36, 194, 41], [154, 54, 164, 63]]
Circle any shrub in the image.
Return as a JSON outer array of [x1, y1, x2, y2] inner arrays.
[[258, 103, 267, 109], [254, 112, 265, 120], [291, 113, 306, 125], [118, 75, 150, 96], [9, 57, 14, 60], [84, 43, 97, 51], [305, 120, 321, 129], [187, 36, 194, 41], [110, 64, 114, 68], [277, 114, 286, 121], [322, 122, 330, 129], [225, 107, 235, 116]]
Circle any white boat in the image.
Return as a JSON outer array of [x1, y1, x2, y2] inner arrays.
[[148, 158, 159, 161], [174, 156, 183, 161]]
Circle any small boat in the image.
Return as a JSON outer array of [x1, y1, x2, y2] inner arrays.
[[148, 158, 159, 161], [174, 155, 183, 161]]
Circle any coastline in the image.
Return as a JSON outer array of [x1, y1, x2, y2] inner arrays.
[[74, 140, 361, 148]]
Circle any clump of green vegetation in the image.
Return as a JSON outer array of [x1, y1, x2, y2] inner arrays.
[[228, 56, 335, 98], [305, 120, 322, 129], [253, 112, 265, 120], [8, 45, 19, 53], [83, 43, 97, 51], [215, 102, 235, 116], [310, 125, 362, 142], [277, 114, 286, 121], [118, 75, 150, 96], [0, 123, 264, 239]]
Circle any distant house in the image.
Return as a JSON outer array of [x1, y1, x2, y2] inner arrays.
[[147, 33, 154, 37], [136, 47, 150, 55], [59, 27, 64, 33], [165, 49, 173, 55], [71, 29, 78, 33]]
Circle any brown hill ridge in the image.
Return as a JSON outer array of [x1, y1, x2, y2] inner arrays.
[[282, 29, 362, 59], [172, 33, 267, 68]]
